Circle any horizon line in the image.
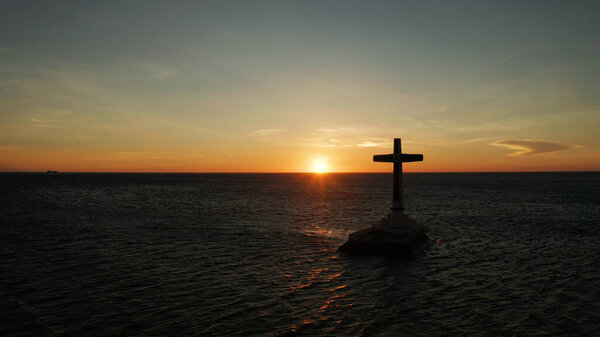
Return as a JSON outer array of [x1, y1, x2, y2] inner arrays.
[[1, 170, 598, 174]]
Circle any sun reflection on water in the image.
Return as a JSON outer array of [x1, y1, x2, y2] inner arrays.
[[281, 174, 357, 335]]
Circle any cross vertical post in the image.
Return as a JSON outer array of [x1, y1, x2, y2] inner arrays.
[[393, 138, 404, 211]]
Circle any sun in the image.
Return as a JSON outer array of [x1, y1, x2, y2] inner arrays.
[[313, 161, 327, 173]]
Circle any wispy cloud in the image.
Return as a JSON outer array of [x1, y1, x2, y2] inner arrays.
[[357, 141, 385, 147], [0, 67, 116, 107], [315, 127, 342, 133], [0, 46, 14, 54], [27, 117, 65, 129], [136, 63, 177, 79], [309, 125, 397, 148], [491, 139, 574, 156], [248, 128, 284, 136]]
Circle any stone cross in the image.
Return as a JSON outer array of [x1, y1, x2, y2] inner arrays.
[[373, 138, 423, 212]]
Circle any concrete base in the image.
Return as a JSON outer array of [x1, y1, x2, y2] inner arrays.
[[338, 225, 430, 257]]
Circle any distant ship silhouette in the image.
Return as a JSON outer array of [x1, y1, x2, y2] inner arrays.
[[338, 138, 430, 257]]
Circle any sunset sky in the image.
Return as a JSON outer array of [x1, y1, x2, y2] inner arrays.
[[1, 1, 598, 172]]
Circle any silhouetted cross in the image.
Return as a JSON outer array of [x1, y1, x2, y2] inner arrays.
[[373, 138, 423, 211]]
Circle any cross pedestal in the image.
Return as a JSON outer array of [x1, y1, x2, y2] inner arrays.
[[379, 212, 419, 234], [373, 138, 423, 234]]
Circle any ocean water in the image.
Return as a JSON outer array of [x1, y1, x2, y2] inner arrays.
[[1, 172, 599, 336]]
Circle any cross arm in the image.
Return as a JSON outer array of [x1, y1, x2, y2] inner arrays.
[[373, 153, 423, 162], [373, 154, 395, 162], [401, 154, 423, 162]]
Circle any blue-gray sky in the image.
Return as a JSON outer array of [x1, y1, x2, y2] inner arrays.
[[1, 0, 598, 172]]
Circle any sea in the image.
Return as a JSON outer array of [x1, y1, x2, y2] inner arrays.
[[1, 172, 599, 336]]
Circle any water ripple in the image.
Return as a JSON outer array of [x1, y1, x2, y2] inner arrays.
[[1, 172, 599, 336]]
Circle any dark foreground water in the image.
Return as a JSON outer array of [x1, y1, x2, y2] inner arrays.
[[1, 172, 599, 336]]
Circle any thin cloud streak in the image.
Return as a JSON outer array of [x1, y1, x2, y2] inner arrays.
[[248, 128, 285, 136], [136, 63, 177, 79], [357, 141, 385, 147], [27, 117, 66, 129], [491, 140, 574, 156]]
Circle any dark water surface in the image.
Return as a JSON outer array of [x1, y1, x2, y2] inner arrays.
[[1, 172, 599, 336]]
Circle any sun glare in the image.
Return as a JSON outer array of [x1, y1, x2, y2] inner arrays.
[[313, 161, 327, 173]]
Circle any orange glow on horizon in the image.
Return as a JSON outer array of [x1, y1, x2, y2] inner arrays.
[[0, 145, 597, 173]]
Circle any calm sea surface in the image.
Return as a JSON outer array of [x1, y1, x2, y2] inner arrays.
[[1, 172, 599, 336]]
